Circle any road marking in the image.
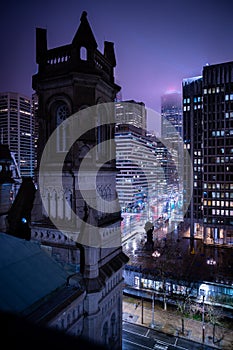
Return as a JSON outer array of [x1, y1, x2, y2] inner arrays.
[[123, 324, 189, 350], [123, 339, 154, 349], [123, 328, 149, 338], [153, 344, 168, 349]]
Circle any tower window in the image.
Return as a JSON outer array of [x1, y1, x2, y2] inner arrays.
[[80, 47, 87, 61], [56, 104, 70, 152]]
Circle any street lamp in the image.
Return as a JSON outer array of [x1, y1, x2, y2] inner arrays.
[[152, 250, 161, 258]]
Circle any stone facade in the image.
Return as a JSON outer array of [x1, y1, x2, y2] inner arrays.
[[31, 11, 128, 349]]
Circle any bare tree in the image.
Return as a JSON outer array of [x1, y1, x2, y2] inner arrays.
[[205, 296, 224, 344], [152, 236, 183, 311], [176, 287, 194, 335]]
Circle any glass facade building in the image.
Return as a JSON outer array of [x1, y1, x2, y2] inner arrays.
[[161, 91, 182, 139], [115, 124, 161, 214], [183, 61, 233, 246], [0, 92, 35, 177]]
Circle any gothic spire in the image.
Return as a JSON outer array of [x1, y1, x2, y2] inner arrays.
[[72, 11, 97, 49]]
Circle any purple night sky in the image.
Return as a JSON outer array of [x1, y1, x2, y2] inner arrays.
[[1, 0, 233, 130]]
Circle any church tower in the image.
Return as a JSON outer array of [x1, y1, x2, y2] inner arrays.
[[31, 11, 128, 349]]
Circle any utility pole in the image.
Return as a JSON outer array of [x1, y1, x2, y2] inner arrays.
[[202, 294, 205, 343], [150, 292, 155, 328], [141, 297, 144, 324]]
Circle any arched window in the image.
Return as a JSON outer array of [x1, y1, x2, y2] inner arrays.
[[110, 313, 116, 338], [80, 46, 87, 60], [103, 321, 108, 345], [56, 104, 70, 152]]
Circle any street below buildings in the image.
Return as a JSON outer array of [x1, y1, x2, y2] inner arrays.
[[121, 216, 233, 349], [122, 295, 233, 350]]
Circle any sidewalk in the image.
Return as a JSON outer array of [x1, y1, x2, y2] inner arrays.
[[123, 295, 233, 350]]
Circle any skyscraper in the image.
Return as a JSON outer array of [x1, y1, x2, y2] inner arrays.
[[115, 123, 161, 215], [183, 61, 233, 246], [160, 92, 183, 212], [182, 76, 203, 238], [161, 91, 182, 138], [115, 100, 147, 132], [0, 92, 35, 177]]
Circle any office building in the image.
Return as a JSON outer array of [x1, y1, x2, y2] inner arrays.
[[182, 76, 203, 237], [0, 92, 35, 177], [161, 92, 183, 217], [161, 91, 182, 138], [183, 61, 233, 246], [115, 123, 162, 215], [32, 93, 39, 170], [115, 100, 147, 132]]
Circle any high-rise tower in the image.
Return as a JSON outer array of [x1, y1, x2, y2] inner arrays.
[[183, 62, 233, 246], [161, 91, 182, 138], [0, 92, 35, 177]]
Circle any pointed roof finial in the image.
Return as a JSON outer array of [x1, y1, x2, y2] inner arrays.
[[81, 11, 87, 21], [72, 10, 97, 49]]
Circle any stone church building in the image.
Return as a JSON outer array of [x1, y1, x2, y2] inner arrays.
[[30, 11, 128, 349]]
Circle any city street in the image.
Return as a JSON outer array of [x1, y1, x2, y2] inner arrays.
[[123, 321, 221, 350], [121, 214, 233, 349], [122, 298, 233, 349]]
